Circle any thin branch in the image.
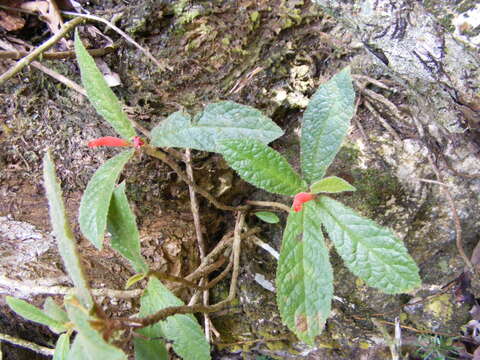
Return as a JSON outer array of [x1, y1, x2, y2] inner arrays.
[[0, 45, 117, 59], [246, 200, 291, 213], [427, 154, 473, 270], [62, 11, 171, 72], [184, 149, 212, 341], [31, 61, 86, 95], [122, 213, 246, 329], [0, 333, 54, 356], [364, 100, 402, 143], [144, 145, 247, 212], [0, 276, 142, 299], [0, 39, 86, 96], [0, 17, 84, 86]]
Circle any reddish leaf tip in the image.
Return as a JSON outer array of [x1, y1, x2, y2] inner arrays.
[[293, 192, 315, 212]]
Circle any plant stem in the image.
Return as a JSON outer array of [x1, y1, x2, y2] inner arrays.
[[122, 213, 246, 329], [144, 145, 247, 212]]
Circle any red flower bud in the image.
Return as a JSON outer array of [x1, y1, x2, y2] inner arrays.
[[293, 192, 315, 212], [87, 136, 131, 148], [132, 136, 144, 149]]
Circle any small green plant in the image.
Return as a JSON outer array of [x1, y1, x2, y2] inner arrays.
[[415, 335, 460, 360], [5, 31, 420, 358]]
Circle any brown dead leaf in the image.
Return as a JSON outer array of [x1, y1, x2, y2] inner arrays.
[[21, 0, 64, 35], [0, 2, 25, 32]]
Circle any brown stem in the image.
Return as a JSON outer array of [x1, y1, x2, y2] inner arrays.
[[122, 213, 246, 329], [144, 145, 247, 212], [427, 154, 473, 270]]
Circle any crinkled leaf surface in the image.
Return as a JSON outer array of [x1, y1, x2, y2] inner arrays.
[[43, 151, 93, 309], [310, 176, 356, 194], [220, 139, 307, 195], [255, 211, 280, 224], [134, 334, 168, 360], [107, 181, 148, 273], [74, 32, 135, 140], [79, 149, 134, 249], [276, 201, 333, 344], [65, 297, 127, 360], [43, 297, 69, 325], [53, 333, 69, 360], [316, 196, 421, 293], [301, 67, 355, 184], [6, 297, 67, 334], [137, 278, 210, 360], [150, 101, 283, 152]]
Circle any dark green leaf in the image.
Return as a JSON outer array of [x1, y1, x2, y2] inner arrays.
[[53, 334, 70, 360], [134, 335, 168, 360], [254, 211, 280, 224], [74, 32, 135, 140], [43, 150, 93, 309], [276, 201, 333, 344], [316, 196, 421, 293], [150, 101, 283, 152], [301, 67, 355, 184], [107, 181, 148, 273], [79, 149, 134, 249], [310, 176, 356, 194], [220, 139, 307, 195], [137, 278, 210, 360], [6, 297, 67, 334], [65, 296, 127, 360]]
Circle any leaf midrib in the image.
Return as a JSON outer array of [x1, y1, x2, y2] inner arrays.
[[320, 200, 410, 283]]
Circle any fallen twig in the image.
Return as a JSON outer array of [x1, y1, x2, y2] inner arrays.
[[0, 45, 118, 59], [0, 276, 142, 299], [62, 11, 171, 72], [0, 333, 54, 357], [120, 213, 246, 329], [0, 17, 84, 86], [427, 154, 473, 270]]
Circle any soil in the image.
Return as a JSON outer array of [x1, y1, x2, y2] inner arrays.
[[1, 0, 480, 359]]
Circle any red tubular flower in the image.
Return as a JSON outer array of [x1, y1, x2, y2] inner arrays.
[[293, 192, 315, 212], [87, 136, 131, 148]]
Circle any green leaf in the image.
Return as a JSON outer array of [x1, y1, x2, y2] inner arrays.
[[79, 149, 134, 249], [316, 196, 421, 294], [276, 201, 333, 344], [150, 101, 284, 152], [254, 211, 280, 224], [137, 277, 210, 360], [65, 297, 127, 360], [74, 32, 135, 140], [107, 181, 148, 273], [53, 334, 70, 360], [67, 336, 87, 360], [43, 297, 69, 325], [301, 67, 355, 184], [310, 176, 356, 194], [43, 151, 93, 309], [126, 272, 147, 289], [134, 335, 168, 360], [219, 139, 307, 196], [6, 297, 67, 334]]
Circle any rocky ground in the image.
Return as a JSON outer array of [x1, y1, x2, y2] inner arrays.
[[1, 0, 480, 359]]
